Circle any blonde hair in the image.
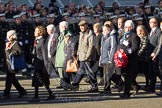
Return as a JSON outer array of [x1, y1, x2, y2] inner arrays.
[[35, 26, 46, 36], [104, 21, 114, 30], [93, 23, 102, 32], [160, 21, 162, 26], [136, 25, 148, 37], [118, 17, 126, 23]]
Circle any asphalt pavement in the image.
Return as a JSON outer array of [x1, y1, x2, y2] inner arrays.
[[0, 71, 162, 108]]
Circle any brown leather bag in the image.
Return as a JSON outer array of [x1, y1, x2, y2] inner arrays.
[[66, 58, 78, 72]]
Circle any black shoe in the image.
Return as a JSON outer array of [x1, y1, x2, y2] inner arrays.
[[30, 97, 40, 102], [46, 94, 55, 100], [111, 85, 123, 92], [120, 94, 130, 99], [3, 91, 11, 99], [87, 88, 98, 92], [84, 78, 90, 84], [133, 85, 141, 95], [18, 90, 27, 98], [100, 91, 111, 95], [56, 85, 63, 89], [142, 85, 150, 91], [145, 89, 155, 93], [118, 84, 124, 92], [156, 91, 162, 96], [3, 93, 11, 99], [70, 84, 79, 91]]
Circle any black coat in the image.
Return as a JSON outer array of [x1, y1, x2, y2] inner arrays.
[[120, 31, 140, 73], [148, 28, 161, 55], [32, 36, 50, 87]]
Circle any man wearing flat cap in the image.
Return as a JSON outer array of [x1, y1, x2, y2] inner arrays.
[[70, 20, 98, 92]]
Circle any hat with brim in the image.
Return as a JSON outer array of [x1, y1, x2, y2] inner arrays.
[[105, 12, 113, 16], [32, 14, 40, 18], [119, 14, 125, 18], [20, 12, 26, 17], [13, 14, 21, 19], [47, 13, 55, 18], [144, 5, 151, 9], [0, 13, 5, 17], [135, 17, 143, 21], [79, 12, 85, 17], [93, 14, 100, 18], [78, 20, 88, 26], [109, 15, 118, 20], [62, 12, 69, 16], [132, 14, 139, 17], [148, 16, 154, 19]]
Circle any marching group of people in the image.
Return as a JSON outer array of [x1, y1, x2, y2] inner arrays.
[[1, 0, 162, 102]]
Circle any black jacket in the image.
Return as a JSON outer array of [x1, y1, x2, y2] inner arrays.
[[119, 31, 140, 73], [148, 28, 161, 55]]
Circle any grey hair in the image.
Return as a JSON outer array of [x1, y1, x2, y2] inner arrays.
[[7, 30, 17, 40], [124, 20, 135, 29], [59, 21, 69, 28], [46, 24, 55, 31]]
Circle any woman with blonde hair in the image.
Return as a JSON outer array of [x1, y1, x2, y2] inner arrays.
[[31, 26, 55, 102], [3, 30, 27, 98], [136, 25, 150, 91]]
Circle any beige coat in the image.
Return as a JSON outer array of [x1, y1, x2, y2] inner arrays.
[[77, 29, 97, 61]]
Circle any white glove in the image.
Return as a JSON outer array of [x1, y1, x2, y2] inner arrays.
[[127, 48, 132, 54], [107, 61, 112, 64], [25, 40, 29, 44], [118, 53, 122, 58], [19, 41, 23, 46]]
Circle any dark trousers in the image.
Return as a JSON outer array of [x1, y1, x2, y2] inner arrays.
[[99, 67, 104, 78], [24, 44, 32, 64], [122, 68, 138, 96], [34, 86, 53, 98], [4, 72, 25, 94], [148, 59, 159, 91], [72, 61, 98, 88], [158, 61, 162, 91], [64, 72, 76, 84], [47, 58, 56, 76], [111, 74, 123, 86]]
